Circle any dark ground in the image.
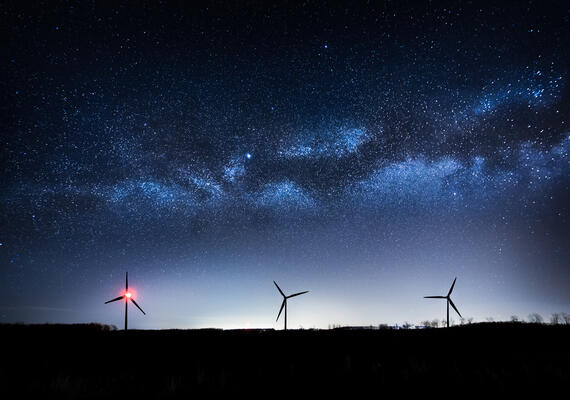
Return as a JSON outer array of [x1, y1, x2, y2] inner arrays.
[[1, 323, 568, 397]]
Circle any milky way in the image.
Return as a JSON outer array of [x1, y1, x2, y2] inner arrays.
[[1, 1, 568, 328]]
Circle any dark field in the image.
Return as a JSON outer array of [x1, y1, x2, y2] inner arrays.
[[1, 323, 568, 397]]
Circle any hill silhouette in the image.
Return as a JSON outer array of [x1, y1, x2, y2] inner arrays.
[[1, 322, 568, 397]]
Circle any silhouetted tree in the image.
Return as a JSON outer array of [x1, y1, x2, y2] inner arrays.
[[510, 315, 519, 322], [528, 313, 543, 323], [550, 313, 561, 324], [563, 313, 570, 325], [420, 320, 432, 328]]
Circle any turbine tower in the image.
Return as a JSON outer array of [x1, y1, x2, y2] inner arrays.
[[424, 277, 462, 328], [105, 272, 146, 330], [274, 281, 308, 331]]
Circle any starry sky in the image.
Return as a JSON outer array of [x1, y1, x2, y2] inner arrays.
[[1, 1, 569, 329]]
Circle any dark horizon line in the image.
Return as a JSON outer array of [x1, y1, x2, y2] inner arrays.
[[2, 318, 568, 331]]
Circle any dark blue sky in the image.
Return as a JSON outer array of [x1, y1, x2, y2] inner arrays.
[[1, 1, 568, 329]]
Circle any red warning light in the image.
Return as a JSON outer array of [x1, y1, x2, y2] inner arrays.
[[122, 288, 136, 299]]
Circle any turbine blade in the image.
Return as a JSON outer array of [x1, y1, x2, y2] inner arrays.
[[288, 291, 309, 298], [126, 271, 128, 291], [273, 281, 285, 297], [449, 298, 462, 318], [276, 299, 286, 321], [130, 298, 146, 315], [105, 295, 124, 304], [424, 296, 445, 298], [448, 277, 457, 296]]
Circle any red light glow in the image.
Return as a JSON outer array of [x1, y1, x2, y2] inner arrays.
[[121, 288, 137, 299]]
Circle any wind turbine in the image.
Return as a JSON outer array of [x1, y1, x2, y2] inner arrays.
[[424, 277, 462, 328], [274, 281, 308, 331], [105, 272, 146, 330]]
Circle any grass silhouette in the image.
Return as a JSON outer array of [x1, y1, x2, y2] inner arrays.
[[1, 322, 568, 397]]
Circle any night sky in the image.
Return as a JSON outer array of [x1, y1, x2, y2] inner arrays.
[[2, 1, 569, 329]]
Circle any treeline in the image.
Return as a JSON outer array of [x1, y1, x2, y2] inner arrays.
[[328, 312, 570, 330], [420, 312, 570, 328], [414, 312, 570, 329], [0, 322, 118, 331]]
